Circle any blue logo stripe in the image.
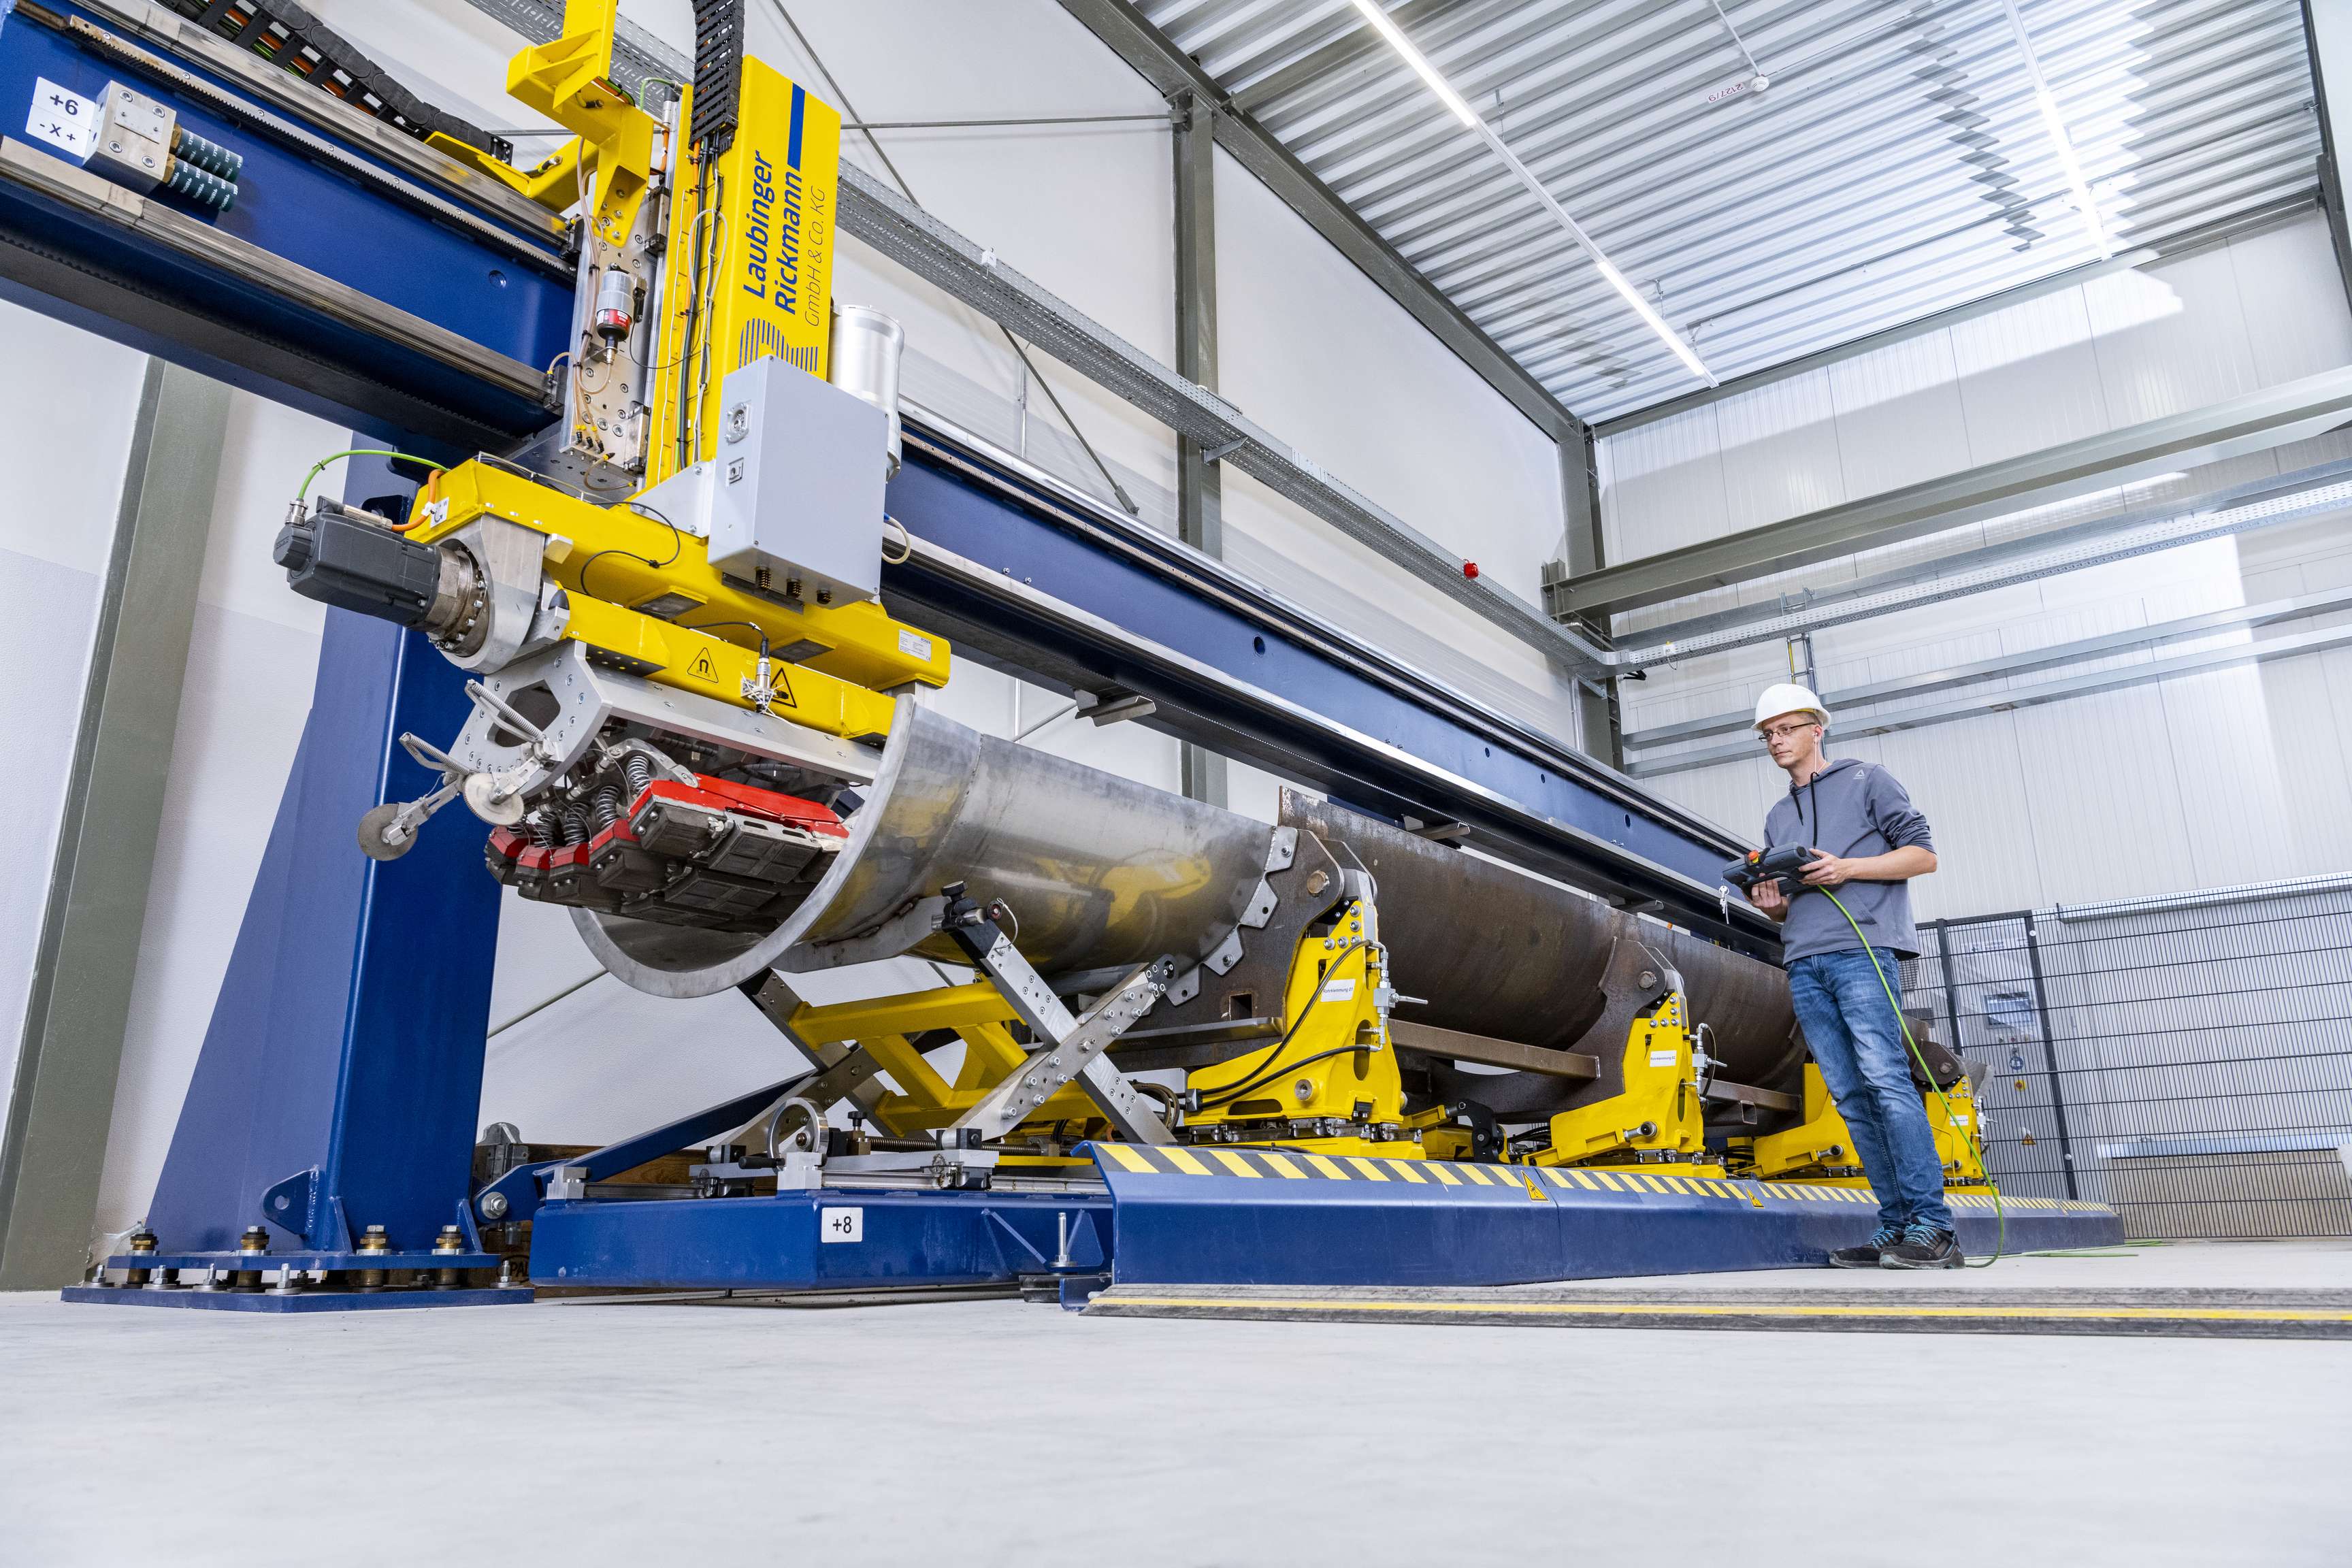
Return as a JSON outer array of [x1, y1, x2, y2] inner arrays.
[[787, 84, 805, 171]]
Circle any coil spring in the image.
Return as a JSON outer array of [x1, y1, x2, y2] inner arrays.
[[589, 783, 625, 835], [622, 751, 654, 798], [559, 801, 591, 845], [525, 813, 556, 849]]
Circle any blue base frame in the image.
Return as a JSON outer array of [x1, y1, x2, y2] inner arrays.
[[61, 1285, 529, 1312], [526, 1188, 1113, 1293], [515, 1149, 2123, 1301], [1094, 1147, 2123, 1286]]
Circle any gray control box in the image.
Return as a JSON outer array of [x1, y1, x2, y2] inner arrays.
[[708, 357, 888, 606]]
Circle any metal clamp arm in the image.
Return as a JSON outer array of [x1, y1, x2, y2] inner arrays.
[[938, 885, 1176, 1144]]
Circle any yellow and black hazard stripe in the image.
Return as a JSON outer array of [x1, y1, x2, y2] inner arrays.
[[1092, 1145, 2117, 1219]]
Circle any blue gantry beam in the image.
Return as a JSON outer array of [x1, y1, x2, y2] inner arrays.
[[0, 0, 570, 453]]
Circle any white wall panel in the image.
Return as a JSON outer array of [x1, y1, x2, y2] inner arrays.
[[1595, 405, 1728, 564], [2080, 244, 2259, 425], [2008, 685, 2198, 904], [1871, 716, 2042, 920], [1825, 331, 1971, 500], [2226, 215, 2352, 385], [1712, 370, 1847, 532], [1948, 286, 2112, 465], [0, 556, 101, 1128], [0, 298, 145, 1160]]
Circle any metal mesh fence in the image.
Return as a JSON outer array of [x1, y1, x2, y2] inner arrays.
[[1898, 879, 2352, 1239]]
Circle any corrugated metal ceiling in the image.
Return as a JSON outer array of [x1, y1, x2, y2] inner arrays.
[[1143, 0, 2321, 423]]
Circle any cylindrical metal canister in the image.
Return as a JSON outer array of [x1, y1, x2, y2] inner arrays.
[[827, 304, 905, 477], [574, 700, 1276, 998]]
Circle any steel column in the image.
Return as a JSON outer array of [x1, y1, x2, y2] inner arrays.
[[136, 599, 502, 1261], [1173, 86, 1227, 806], [1558, 424, 1619, 766], [2023, 913, 2081, 1200], [1054, 0, 1582, 445], [0, 357, 227, 1288], [2304, 2, 2352, 316]]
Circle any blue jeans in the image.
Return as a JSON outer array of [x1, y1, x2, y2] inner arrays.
[[1786, 947, 1954, 1233]]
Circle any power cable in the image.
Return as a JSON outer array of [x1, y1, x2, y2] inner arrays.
[[762, 1, 1143, 518], [1193, 941, 1375, 1111], [1817, 885, 2006, 1267]]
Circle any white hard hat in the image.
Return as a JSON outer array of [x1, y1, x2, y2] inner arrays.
[[1753, 683, 1830, 732]]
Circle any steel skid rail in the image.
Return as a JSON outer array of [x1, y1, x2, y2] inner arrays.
[[506, 1143, 2122, 1303]]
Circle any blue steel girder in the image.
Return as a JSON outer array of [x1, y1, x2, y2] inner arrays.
[[885, 425, 1775, 958], [0, 0, 1769, 953], [0, 0, 570, 455]]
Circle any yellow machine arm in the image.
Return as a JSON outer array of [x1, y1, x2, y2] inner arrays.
[[431, 0, 657, 247]]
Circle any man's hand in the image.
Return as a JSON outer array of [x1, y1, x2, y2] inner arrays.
[[1747, 877, 1788, 919], [1803, 845, 1938, 887], [1799, 853, 1855, 887]]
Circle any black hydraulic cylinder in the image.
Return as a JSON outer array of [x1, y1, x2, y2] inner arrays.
[[274, 498, 440, 626]]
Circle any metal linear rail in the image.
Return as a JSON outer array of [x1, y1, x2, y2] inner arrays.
[[886, 411, 1774, 953], [1625, 585, 2352, 750], [1626, 621, 2352, 778], [64, 0, 568, 252], [838, 163, 1609, 674], [0, 1, 571, 448], [1550, 365, 2352, 620]]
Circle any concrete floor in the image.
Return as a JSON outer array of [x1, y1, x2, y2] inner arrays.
[[5, 1241, 2348, 1567]]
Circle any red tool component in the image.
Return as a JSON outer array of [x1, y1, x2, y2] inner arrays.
[[481, 773, 849, 932]]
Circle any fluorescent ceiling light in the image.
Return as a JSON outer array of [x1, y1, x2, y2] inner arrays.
[[1350, 0, 1717, 387], [1998, 0, 2114, 259], [1348, 0, 1477, 126]]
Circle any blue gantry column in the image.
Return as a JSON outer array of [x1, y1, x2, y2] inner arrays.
[[137, 606, 502, 1266]]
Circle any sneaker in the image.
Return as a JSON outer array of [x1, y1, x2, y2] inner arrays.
[[1880, 1222, 1965, 1269], [1829, 1224, 1906, 1269]]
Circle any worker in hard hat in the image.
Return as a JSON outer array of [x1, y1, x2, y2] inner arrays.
[[1747, 685, 1955, 1269]]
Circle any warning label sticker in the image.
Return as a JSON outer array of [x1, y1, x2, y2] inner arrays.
[[685, 649, 720, 683]]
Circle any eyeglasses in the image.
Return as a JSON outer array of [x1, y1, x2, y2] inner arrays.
[[1758, 721, 1818, 744]]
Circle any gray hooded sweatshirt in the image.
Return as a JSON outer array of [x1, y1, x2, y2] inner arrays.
[[1761, 756, 1936, 962]]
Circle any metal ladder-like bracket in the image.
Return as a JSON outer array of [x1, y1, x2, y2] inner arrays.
[[937, 886, 1177, 1145]]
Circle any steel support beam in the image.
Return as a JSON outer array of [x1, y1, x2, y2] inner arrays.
[[1618, 458, 2352, 656], [1173, 86, 1227, 807], [1627, 622, 2352, 778], [1554, 365, 2352, 621], [1558, 425, 1620, 766], [1591, 199, 2317, 439], [887, 416, 1775, 955], [2304, 1, 2352, 316], [1053, 0, 1584, 444], [1627, 586, 2352, 751], [0, 358, 229, 1288]]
